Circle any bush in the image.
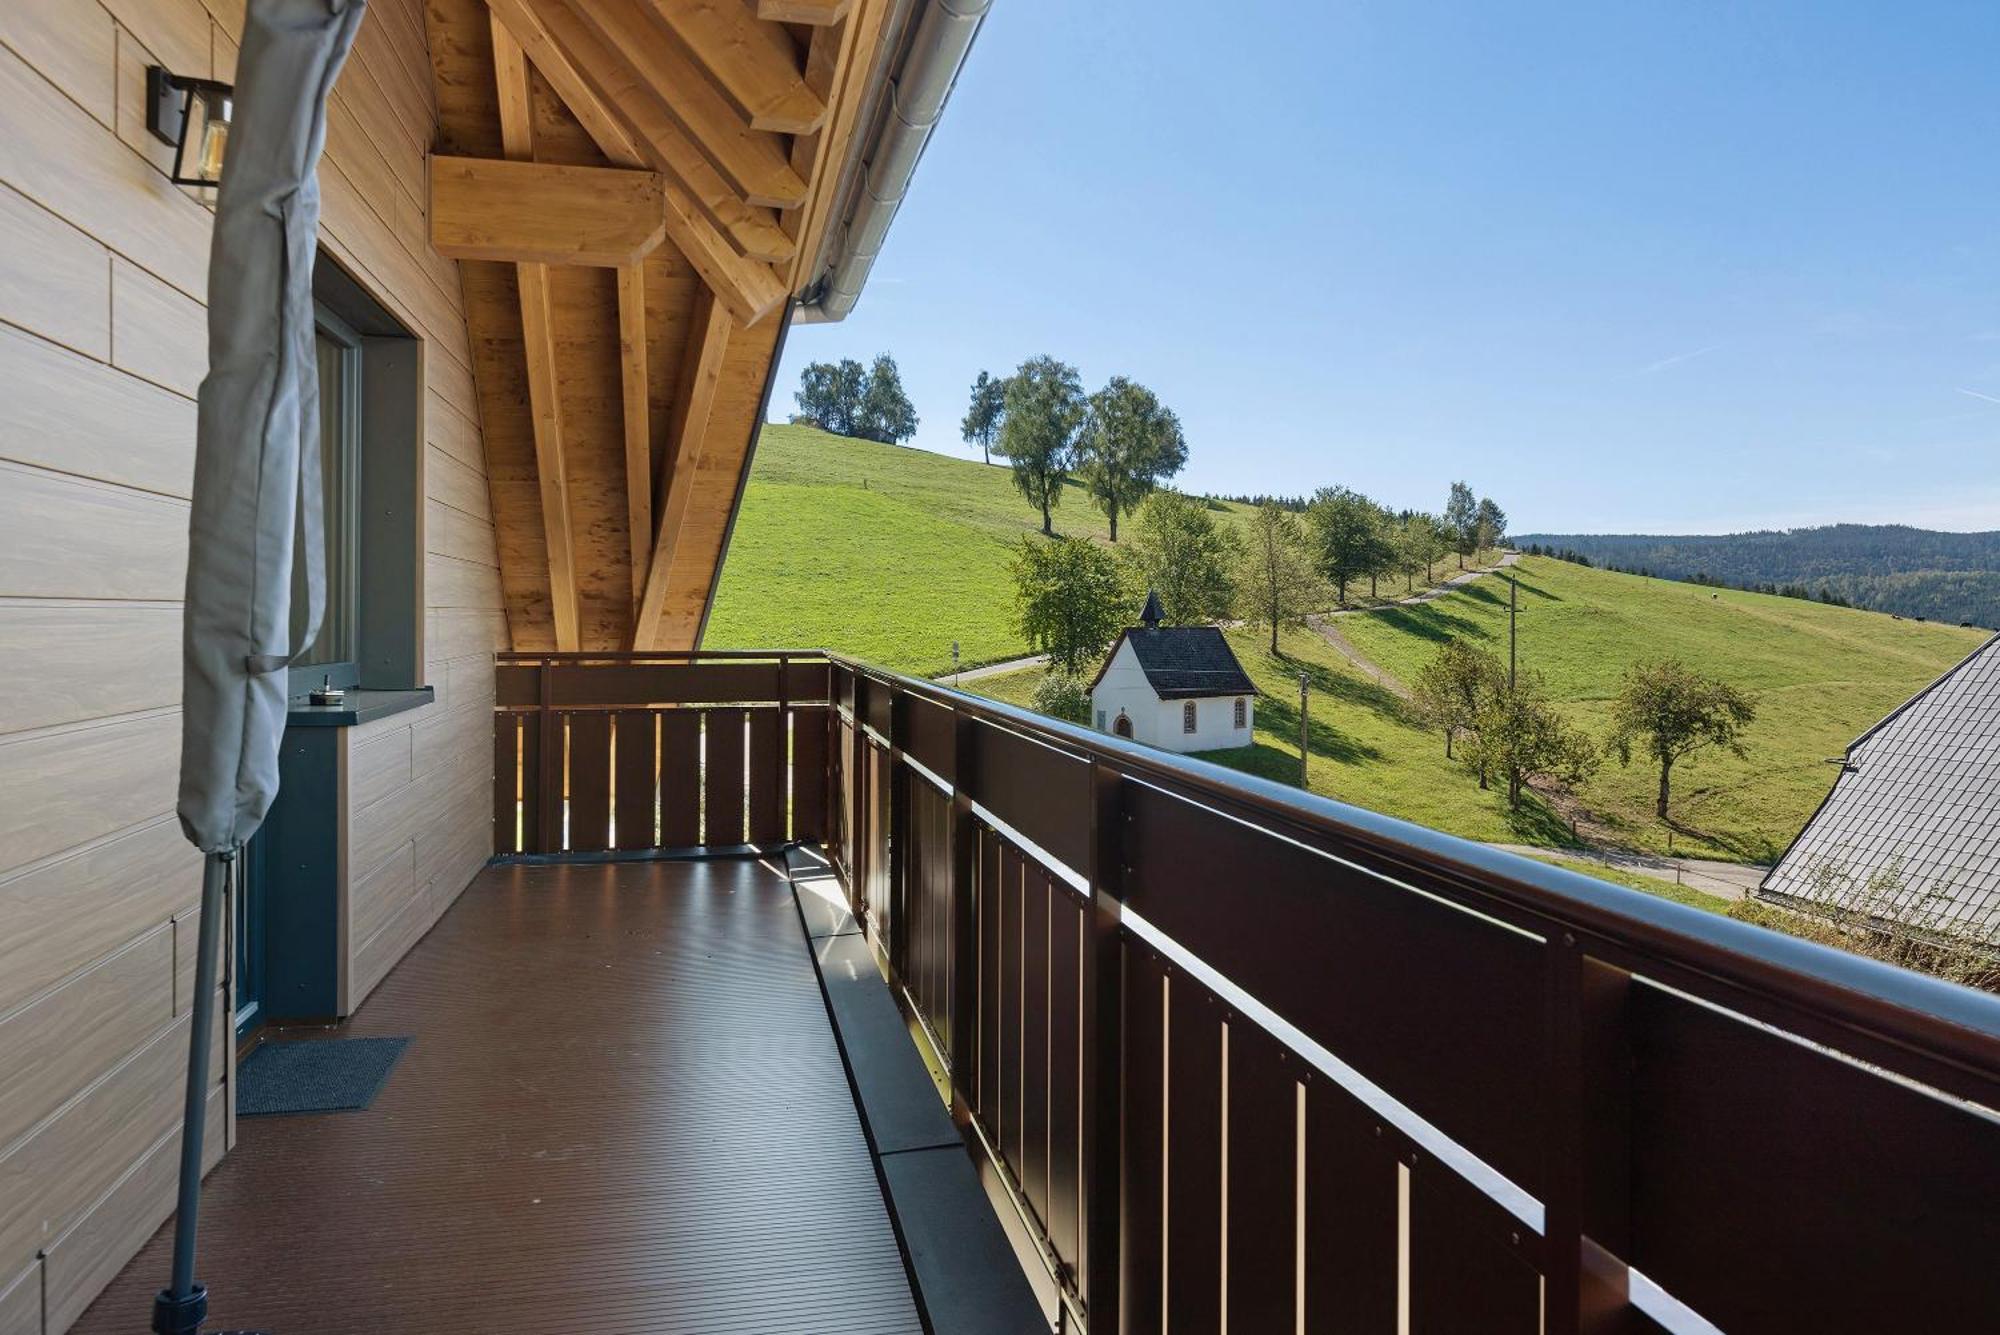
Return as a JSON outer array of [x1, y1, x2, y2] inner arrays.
[[1031, 672, 1093, 725]]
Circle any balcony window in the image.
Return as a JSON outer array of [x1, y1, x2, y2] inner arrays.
[[293, 312, 361, 675]]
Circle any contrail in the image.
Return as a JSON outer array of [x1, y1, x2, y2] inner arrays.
[[1956, 387, 2000, 405], [1637, 345, 1717, 375]]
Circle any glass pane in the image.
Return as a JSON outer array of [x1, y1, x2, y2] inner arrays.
[[292, 331, 356, 669]]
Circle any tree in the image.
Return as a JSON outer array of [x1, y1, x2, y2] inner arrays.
[[1606, 659, 1757, 818], [1236, 504, 1327, 654], [961, 370, 1008, 464], [1124, 490, 1238, 626], [1475, 496, 1508, 551], [794, 357, 867, 435], [856, 353, 918, 443], [1010, 534, 1131, 675], [1074, 376, 1187, 541], [1444, 481, 1479, 569], [1465, 672, 1598, 808], [1000, 356, 1086, 535], [1307, 486, 1391, 603], [1411, 639, 1505, 764], [1399, 512, 1451, 588]]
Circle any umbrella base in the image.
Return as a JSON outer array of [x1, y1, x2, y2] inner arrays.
[[152, 1284, 207, 1333]]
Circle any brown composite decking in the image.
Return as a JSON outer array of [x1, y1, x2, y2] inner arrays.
[[72, 859, 924, 1335]]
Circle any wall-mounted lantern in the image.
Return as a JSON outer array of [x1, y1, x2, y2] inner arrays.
[[146, 66, 234, 187]]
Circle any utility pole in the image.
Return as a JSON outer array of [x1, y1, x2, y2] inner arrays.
[[1298, 671, 1310, 789], [1508, 574, 1518, 690]]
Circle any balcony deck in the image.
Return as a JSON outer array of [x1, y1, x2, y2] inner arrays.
[[71, 858, 924, 1335]]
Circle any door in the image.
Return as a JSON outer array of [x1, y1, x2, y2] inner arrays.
[[234, 834, 267, 1037]]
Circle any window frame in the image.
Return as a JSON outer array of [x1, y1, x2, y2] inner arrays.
[[1183, 700, 1198, 733], [1233, 697, 1247, 729], [289, 302, 366, 694]]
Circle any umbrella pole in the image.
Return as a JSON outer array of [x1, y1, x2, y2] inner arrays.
[[153, 848, 232, 1335]]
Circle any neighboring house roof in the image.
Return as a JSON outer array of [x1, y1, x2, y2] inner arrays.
[[1761, 632, 2000, 945], [1088, 626, 1258, 700]]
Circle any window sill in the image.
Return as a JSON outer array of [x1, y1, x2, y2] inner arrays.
[[286, 686, 435, 728]]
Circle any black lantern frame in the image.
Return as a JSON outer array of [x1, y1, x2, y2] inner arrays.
[[146, 66, 234, 188]]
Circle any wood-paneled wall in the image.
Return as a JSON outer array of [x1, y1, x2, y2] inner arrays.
[[0, 1, 504, 1328]]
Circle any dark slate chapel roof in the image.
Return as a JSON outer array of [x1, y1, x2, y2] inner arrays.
[[1089, 625, 1257, 700]]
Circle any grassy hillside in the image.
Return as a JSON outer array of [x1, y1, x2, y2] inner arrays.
[[707, 424, 1489, 674], [705, 425, 1241, 673], [971, 558, 1983, 863]]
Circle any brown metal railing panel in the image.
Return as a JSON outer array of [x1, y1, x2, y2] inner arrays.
[[747, 708, 785, 844], [566, 711, 612, 852], [613, 710, 658, 850], [1121, 944, 1167, 1334], [792, 707, 830, 842], [659, 710, 701, 848], [970, 717, 1092, 874], [1164, 968, 1225, 1328], [904, 691, 957, 785], [1047, 885, 1085, 1278], [1021, 851, 1053, 1224], [1302, 1061, 1398, 1331], [1224, 1021, 1298, 1334], [999, 840, 1025, 1176], [704, 708, 748, 845], [496, 660, 787, 708], [977, 826, 1003, 1137], [1409, 1162, 1543, 1333], [1123, 778, 1550, 1197], [1624, 980, 2000, 1333]]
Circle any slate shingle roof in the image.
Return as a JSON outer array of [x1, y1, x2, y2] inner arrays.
[[1761, 633, 2000, 945], [1091, 626, 1256, 700]]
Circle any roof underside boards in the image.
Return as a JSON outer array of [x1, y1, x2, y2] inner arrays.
[[422, 0, 901, 651], [1114, 627, 1258, 700], [1762, 634, 2000, 945]]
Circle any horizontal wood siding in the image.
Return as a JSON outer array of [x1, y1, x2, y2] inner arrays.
[[0, 0, 502, 1328]]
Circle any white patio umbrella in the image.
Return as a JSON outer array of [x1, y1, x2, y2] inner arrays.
[[162, 2, 363, 1331]]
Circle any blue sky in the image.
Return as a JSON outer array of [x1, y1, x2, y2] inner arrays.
[[773, 1, 2000, 534]]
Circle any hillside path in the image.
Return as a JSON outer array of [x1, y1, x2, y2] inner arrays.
[[1305, 552, 1521, 695], [1488, 844, 1769, 901], [949, 653, 1048, 683]]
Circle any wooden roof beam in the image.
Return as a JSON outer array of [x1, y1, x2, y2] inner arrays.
[[484, 0, 788, 325], [492, 15, 580, 650], [758, 0, 851, 24], [430, 156, 668, 266], [633, 293, 734, 650], [644, 0, 827, 134], [566, 1, 807, 210], [618, 263, 652, 614]]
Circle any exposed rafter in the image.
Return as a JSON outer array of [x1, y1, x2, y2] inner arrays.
[[491, 14, 580, 650], [490, 0, 789, 324], [566, 1, 807, 209], [430, 156, 668, 266], [644, 0, 828, 134], [757, 0, 851, 24], [617, 263, 652, 613], [633, 292, 734, 649]]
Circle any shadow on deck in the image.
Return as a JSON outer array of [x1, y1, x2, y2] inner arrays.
[[73, 858, 925, 1334]]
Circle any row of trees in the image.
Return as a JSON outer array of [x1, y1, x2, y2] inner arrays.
[[962, 360, 1188, 540], [793, 354, 919, 444], [1412, 644, 1756, 816], [1308, 481, 1507, 603]]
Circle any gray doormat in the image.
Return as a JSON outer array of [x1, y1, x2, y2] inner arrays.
[[237, 1037, 410, 1116]]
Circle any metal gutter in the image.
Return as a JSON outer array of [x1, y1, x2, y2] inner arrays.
[[794, 0, 993, 322]]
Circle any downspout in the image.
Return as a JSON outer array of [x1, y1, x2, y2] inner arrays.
[[795, 0, 993, 323]]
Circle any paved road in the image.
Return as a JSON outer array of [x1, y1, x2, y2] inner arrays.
[[1490, 843, 1769, 901]]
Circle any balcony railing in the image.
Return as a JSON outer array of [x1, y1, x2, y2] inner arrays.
[[493, 650, 2000, 1334]]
